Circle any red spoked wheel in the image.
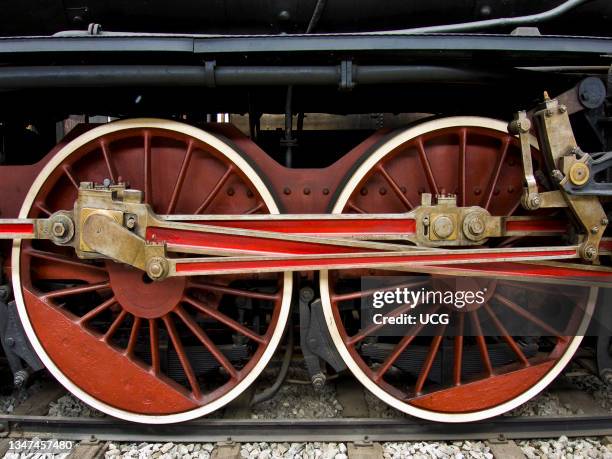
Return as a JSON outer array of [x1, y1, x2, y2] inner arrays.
[[12, 119, 292, 423], [320, 117, 595, 422]]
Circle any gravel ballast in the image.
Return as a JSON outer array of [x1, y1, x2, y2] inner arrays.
[[48, 393, 105, 418]]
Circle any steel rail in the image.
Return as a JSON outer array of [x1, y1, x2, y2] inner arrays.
[[1, 414, 611, 442]]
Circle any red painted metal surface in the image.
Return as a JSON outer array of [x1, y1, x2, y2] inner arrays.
[[24, 288, 199, 414], [16, 125, 287, 416], [409, 360, 556, 413], [147, 227, 378, 255], [173, 248, 582, 276], [180, 217, 417, 236], [0, 223, 34, 235], [324, 124, 592, 415], [504, 219, 567, 233]]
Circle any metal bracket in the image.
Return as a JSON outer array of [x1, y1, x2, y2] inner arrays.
[[339, 60, 355, 91], [0, 300, 44, 387], [204, 60, 216, 88], [532, 95, 608, 261], [299, 288, 346, 389]]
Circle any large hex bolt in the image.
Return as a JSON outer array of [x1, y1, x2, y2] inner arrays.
[[48, 214, 75, 244], [146, 257, 169, 281], [463, 212, 488, 242], [582, 245, 597, 261], [432, 215, 454, 239], [311, 372, 326, 391], [52, 222, 66, 238]]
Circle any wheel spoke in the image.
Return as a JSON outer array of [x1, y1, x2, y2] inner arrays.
[[43, 281, 111, 300], [494, 293, 565, 340], [458, 128, 467, 206], [414, 330, 446, 394], [332, 279, 429, 302], [415, 138, 439, 195], [482, 303, 529, 366], [195, 165, 234, 214], [483, 138, 510, 210], [174, 305, 238, 380], [166, 140, 194, 214], [162, 314, 202, 399], [24, 248, 106, 272], [377, 163, 413, 209], [62, 164, 79, 190], [190, 281, 279, 301], [453, 313, 464, 386], [347, 201, 366, 213], [35, 201, 52, 216], [78, 296, 116, 324], [143, 131, 152, 203], [469, 311, 493, 376], [149, 319, 160, 374], [245, 202, 265, 214], [374, 306, 437, 382], [103, 309, 128, 342], [183, 295, 265, 344], [347, 302, 421, 346], [99, 140, 117, 184], [125, 316, 142, 356]]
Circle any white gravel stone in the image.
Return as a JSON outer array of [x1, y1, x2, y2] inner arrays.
[[47, 393, 104, 418], [238, 442, 346, 459], [252, 384, 343, 419], [518, 436, 612, 459], [384, 440, 491, 459], [505, 390, 577, 417]]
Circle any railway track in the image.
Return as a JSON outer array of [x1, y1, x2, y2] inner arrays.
[[0, 370, 609, 457], [1, 413, 612, 443], [0, 369, 610, 443]]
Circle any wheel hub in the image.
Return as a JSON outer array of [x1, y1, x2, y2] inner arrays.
[[107, 262, 185, 319]]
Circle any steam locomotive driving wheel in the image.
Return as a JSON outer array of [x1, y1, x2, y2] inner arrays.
[[320, 117, 596, 422], [12, 119, 293, 423]]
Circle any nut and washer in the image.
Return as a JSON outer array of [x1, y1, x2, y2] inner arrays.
[[583, 245, 597, 260], [52, 221, 66, 237], [125, 214, 137, 230], [146, 257, 169, 280], [463, 212, 488, 242], [432, 215, 454, 239], [48, 214, 75, 244]]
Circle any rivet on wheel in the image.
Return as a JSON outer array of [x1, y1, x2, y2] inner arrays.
[[283, 187, 291, 195]]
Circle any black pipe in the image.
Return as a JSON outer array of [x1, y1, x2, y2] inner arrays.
[[0, 64, 506, 89]]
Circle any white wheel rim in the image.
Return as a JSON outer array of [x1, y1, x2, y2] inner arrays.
[[12, 118, 293, 424], [320, 116, 595, 422]]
